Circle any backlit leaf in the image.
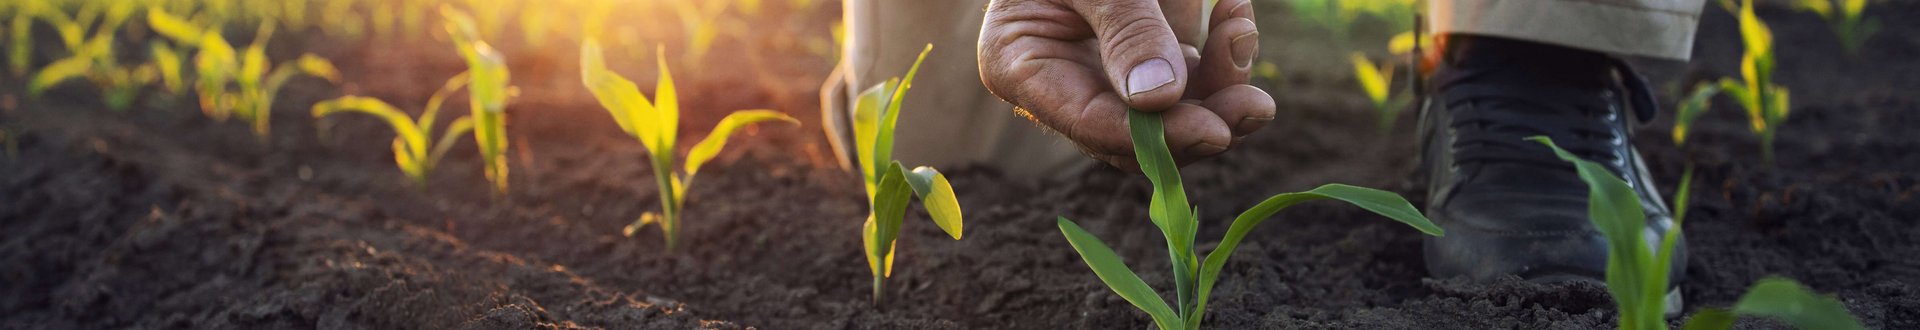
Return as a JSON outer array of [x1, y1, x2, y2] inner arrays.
[[1057, 217, 1182, 330], [904, 166, 963, 239], [684, 110, 798, 180]]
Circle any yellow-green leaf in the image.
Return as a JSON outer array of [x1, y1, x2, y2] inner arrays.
[[904, 166, 963, 239], [683, 110, 798, 180]]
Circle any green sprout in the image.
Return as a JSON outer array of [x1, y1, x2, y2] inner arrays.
[[9, 5, 30, 76], [22, 1, 159, 111], [1795, 0, 1877, 55], [1350, 52, 1408, 132], [852, 45, 965, 305], [1057, 109, 1442, 329], [1718, 0, 1791, 166], [147, 10, 340, 138], [310, 75, 477, 187], [581, 39, 799, 251], [1529, 137, 1862, 330], [443, 6, 513, 195], [1670, 83, 1721, 227]]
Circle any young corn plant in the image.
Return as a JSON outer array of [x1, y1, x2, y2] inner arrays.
[[22, 1, 158, 111], [1719, 0, 1791, 166], [443, 7, 513, 195], [310, 77, 477, 187], [1670, 83, 1721, 225], [1529, 137, 1862, 330], [852, 45, 964, 305], [147, 10, 341, 137], [1057, 109, 1442, 329], [581, 39, 799, 251], [1795, 0, 1877, 55], [1350, 52, 1408, 132]]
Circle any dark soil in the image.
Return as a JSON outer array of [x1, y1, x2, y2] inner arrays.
[[5, 2, 1919, 329]]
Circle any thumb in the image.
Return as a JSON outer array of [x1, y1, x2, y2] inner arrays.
[[1070, 0, 1189, 112]]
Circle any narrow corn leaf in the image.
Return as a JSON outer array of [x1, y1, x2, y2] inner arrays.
[[867, 162, 916, 278], [297, 55, 341, 82], [1738, 1, 1774, 55], [429, 117, 476, 167], [1128, 110, 1193, 257], [1192, 184, 1439, 321], [1725, 278, 1864, 330], [424, 71, 472, 130], [904, 166, 963, 239], [1531, 137, 1658, 329], [1674, 84, 1720, 146], [653, 48, 681, 155], [580, 39, 657, 145], [152, 42, 185, 93], [312, 96, 429, 159], [9, 16, 30, 75], [1056, 217, 1182, 330], [1350, 52, 1390, 106], [684, 110, 797, 179], [1795, 0, 1834, 18], [852, 81, 895, 186], [26, 56, 91, 96], [872, 45, 933, 187]]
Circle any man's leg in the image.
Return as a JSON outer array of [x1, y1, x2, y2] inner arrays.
[[1419, 0, 1705, 313], [823, 0, 1091, 178]]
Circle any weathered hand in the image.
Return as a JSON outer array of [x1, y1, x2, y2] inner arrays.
[[980, 0, 1270, 168]]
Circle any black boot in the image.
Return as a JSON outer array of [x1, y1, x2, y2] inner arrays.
[[1416, 36, 1685, 314]]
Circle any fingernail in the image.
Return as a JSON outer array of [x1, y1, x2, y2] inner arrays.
[[1236, 116, 1272, 136], [1231, 31, 1258, 69], [1183, 142, 1227, 157], [1127, 58, 1176, 97]]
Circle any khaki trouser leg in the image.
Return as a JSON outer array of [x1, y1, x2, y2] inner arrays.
[[823, 0, 1091, 179], [1433, 0, 1707, 60]]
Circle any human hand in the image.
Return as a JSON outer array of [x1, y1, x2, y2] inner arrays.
[[979, 0, 1271, 168]]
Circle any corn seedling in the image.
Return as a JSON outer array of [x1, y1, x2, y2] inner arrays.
[[1795, 0, 1877, 55], [23, 1, 161, 111], [1350, 52, 1408, 132], [1718, 0, 1791, 166], [148, 10, 341, 138], [1670, 83, 1721, 225], [1057, 109, 1442, 329], [850, 45, 964, 305], [443, 6, 513, 195], [310, 76, 477, 187], [669, 0, 730, 61], [581, 39, 798, 250], [1530, 137, 1861, 330]]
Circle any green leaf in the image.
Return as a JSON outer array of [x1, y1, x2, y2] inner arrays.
[[424, 71, 472, 131], [26, 56, 92, 96], [852, 81, 895, 186], [151, 42, 185, 93], [1674, 84, 1720, 146], [1056, 217, 1182, 330], [1350, 52, 1391, 106], [872, 45, 933, 189], [579, 39, 658, 147], [1192, 184, 1439, 322], [147, 9, 206, 47], [1128, 109, 1194, 259], [653, 47, 681, 156], [1738, 0, 1774, 55], [684, 110, 798, 180], [904, 166, 963, 239], [312, 96, 429, 161], [1727, 278, 1865, 330], [1530, 137, 1660, 329], [867, 162, 915, 278]]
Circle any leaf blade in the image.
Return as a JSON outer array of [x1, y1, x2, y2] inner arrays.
[[1056, 217, 1182, 330]]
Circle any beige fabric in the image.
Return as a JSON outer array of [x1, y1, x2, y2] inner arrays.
[[1432, 0, 1707, 60], [823, 0, 1091, 178]]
